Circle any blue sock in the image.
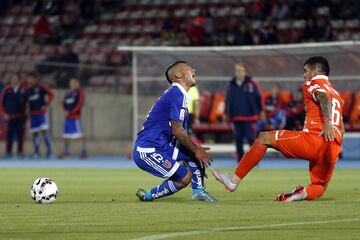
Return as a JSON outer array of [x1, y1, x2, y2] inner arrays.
[[43, 135, 52, 155], [188, 160, 205, 194], [33, 135, 41, 154], [145, 180, 181, 201]]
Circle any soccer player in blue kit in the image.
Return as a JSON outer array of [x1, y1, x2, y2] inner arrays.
[[25, 73, 54, 159], [134, 61, 217, 202]]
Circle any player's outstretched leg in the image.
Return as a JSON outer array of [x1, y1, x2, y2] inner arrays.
[[136, 167, 191, 201], [275, 186, 307, 202], [187, 160, 217, 202], [275, 184, 326, 202], [212, 132, 269, 192]]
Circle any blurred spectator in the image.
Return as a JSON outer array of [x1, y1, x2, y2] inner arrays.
[[60, 0, 81, 33], [233, 22, 254, 45], [285, 88, 305, 131], [303, 17, 317, 42], [198, 9, 214, 35], [314, 16, 332, 41], [259, 19, 278, 44], [272, 0, 290, 20], [161, 9, 180, 42], [225, 63, 263, 162], [56, 44, 79, 87], [33, 0, 63, 16], [1, 73, 27, 159], [33, 14, 61, 44], [185, 18, 206, 46], [257, 83, 286, 132], [251, 0, 273, 21]]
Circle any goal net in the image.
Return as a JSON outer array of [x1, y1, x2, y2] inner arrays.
[[118, 41, 360, 151]]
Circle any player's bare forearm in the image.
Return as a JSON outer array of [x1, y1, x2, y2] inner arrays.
[[171, 120, 198, 152], [171, 120, 212, 167], [314, 92, 332, 119], [315, 92, 335, 141]]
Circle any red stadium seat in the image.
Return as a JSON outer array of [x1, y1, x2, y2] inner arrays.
[[209, 91, 226, 123], [279, 91, 292, 106], [199, 91, 212, 122], [340, 91, 354, 123], [350, 91, 360, 124]]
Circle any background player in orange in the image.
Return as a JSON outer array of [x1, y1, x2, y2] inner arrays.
[[213, 56, 345, 201]]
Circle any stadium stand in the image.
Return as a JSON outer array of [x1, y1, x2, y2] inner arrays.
[[0, 0, 360, 136], [1, 1, 360, 89]]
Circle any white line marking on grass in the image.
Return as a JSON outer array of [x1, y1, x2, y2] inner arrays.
[[132, 218, 360, 240]]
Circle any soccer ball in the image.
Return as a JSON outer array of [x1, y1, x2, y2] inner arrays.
[[30, 178, 59, 204]]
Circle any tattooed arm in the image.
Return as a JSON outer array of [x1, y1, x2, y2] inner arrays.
[[314, 92, 335, 141], [171, 120, 212, 168]]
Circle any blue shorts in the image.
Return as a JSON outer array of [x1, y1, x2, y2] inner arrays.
[[133, 145, 188, 182], [63, 118, 84, 139], [30, 114, 49, 133]]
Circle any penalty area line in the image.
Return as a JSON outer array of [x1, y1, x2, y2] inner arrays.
[[132, 218, 360, 240]]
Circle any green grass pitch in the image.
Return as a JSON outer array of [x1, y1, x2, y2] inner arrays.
[[0, 168, 360, 240]]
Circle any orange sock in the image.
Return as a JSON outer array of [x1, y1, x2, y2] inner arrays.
[[305, 184, 325, 200], [234, 142, 267, 179]]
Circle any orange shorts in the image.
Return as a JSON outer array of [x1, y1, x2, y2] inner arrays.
[[269, 130, 342, 186]]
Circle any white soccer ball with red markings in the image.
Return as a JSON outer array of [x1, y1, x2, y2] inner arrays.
[[30, 178, 59, 204]]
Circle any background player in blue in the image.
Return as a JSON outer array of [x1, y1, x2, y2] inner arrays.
[[0, 73, 27, 159], [58, 78, 87, 159], [25, 73, 54, 159], [134, 61, 216, 202]]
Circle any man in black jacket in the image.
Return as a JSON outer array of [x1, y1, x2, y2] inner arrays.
[[1, 73, 27, 159], [225, 63, 264, 162]]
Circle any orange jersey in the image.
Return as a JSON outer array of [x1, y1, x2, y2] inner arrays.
[[302, 75, 343, 138]]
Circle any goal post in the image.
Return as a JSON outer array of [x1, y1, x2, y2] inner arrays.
[[118, 41, 360, 146]]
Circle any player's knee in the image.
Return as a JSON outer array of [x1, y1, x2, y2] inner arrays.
[[256, 132, 269, 145], [176, 170, 192, 188]]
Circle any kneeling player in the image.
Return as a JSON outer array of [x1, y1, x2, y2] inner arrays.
[[213, 56, 344, 201], [134, 61, 216, 202], [58, 78, 87, 159]]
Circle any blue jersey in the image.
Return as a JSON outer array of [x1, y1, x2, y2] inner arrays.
[[135, 83, 189, 159]]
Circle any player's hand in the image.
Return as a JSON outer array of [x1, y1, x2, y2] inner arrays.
[[4, 114, 9, 121], [320, 122, 335, 141], [41, 106, 48, 112], [194, 146, 212, 168]]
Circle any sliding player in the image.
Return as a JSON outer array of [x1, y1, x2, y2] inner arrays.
[[134, 61, 217, 202], [213, 56, 344, 201], [25, 73, 54, 159]]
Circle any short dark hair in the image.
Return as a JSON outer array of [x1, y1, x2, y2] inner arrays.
[[304, 56, 330, 76], [165, 61, 187, 84]]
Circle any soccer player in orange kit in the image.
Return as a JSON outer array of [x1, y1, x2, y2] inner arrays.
[[213, 56, 345, 201]]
